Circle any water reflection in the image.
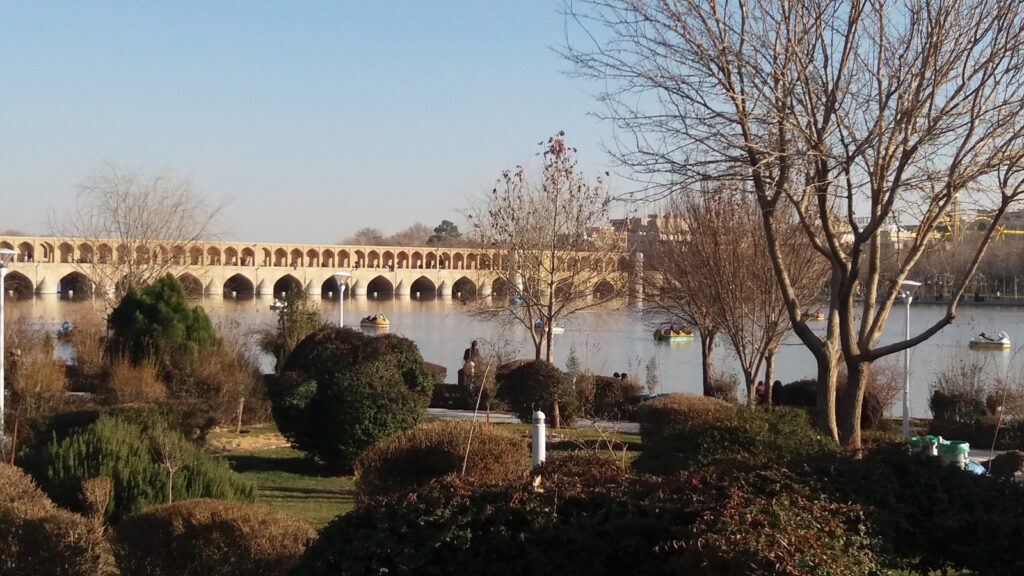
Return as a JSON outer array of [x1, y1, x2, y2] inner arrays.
[[8, 294, 1024, 418]]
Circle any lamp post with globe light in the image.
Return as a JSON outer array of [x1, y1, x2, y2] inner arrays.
[[333, 272, 352, 326], [900, 280, 922, 438], [0, 247, 16, 445]]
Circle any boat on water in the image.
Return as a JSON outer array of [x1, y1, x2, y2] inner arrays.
[[533, 320, 565, 334], [969, 331, 1011, 350], [360, 313, 390, 327], [270, 299, 287, 311], [654, 326, 694, 342], [56, 320, 73, 340], [801, 309, 825, 321]]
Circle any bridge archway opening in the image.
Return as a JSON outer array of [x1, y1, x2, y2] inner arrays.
[[273, 274, 304, 298], [241, 247, 256, 266], [97, 243, 113, 264], [397, 251, 409, 269], [410, 276, 437, 300], [452, 276, 477, 300], [490, 278, 509, 299], [366, 276, 394, 300], [223, 274, 255, 299], [225, 247, 239, 266], [58, 272, 93, 301], [58, 242, 74, 263], [320, 277, 348, 300], [594, 280, 616, 300], [3, 271, 34, 300], [178, 273, 204, 299]]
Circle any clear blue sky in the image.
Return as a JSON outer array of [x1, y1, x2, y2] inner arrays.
[[0, 2, 622, 244]]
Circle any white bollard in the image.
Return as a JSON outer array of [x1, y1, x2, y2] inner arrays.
[[532, 410, 546, 467]]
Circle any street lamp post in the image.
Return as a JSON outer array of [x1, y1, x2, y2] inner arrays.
[[333, 272, 352, 326], [900, 280, 922, 438], [0, 247, 16, 446]]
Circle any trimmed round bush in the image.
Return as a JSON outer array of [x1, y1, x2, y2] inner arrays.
[[19, 413, 255, 522], [114, 498, 314, 576], [268, 327, 435, 471], [635, 393, 737, 444], [0, 464, 105, 576], [589, 375, 643, 420], [495, 360, 580, 426], [354, 419, 527, 502]]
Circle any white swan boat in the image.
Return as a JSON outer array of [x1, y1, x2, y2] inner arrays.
[[969, 331, 1011, 350]]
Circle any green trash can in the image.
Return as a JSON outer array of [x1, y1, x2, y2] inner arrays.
[[939, 440, 970, 469], [923, 435, 940, 456], [910, 436, 923, 452]]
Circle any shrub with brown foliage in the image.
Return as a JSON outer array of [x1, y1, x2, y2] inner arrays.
[[10, 356, 68, 419], [108, 356, 166, 404], [354, 419, 527, 502], [114, 498, 314, 576], [0, 464, 106, 576], [635, 393, 737, 444]]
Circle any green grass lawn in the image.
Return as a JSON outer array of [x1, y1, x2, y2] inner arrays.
[[224, 447, 356, 528]]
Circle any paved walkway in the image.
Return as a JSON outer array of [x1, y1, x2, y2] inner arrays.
[[426, 408, 640, 434]]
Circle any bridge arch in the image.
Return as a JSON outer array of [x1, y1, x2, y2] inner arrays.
[[178, 273, 204, 298], [97, 243, 113, 264], [320, 276, 348, 299], [338, 250, 350, 267], [366, 275, 394, 299], [58, 242, 74, 263], [306, 249, 319, 267], [207, 246, 221, 265], [4, 271, 33, 300], [289, 248, 303, 267], [273, 274, 304, 297], [594, 280, 616, 299], [273, 248, 287, 266], [354, 250, 366, 268], [223, 274, 255, 299], [452, 276, 476, 300], [382, 251, 395, 269], [240, 247, 255, 266], [58, 271, 93, 301], [453, 253, 465, 270], [439, 253, 451, 269], [321, 249, 335, 268], [425, 252, 438, 269], [397, 251, 410, 269], [224, 247, 238, 266], [491, 277, 508, 298], [554, 280, 572, 300], [16, 241, 34, 262], [410, 276, 437, 299]]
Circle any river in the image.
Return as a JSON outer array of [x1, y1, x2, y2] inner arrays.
[[6, 294, 1023, 418]]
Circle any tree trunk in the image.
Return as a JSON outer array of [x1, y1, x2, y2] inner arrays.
[[814, 351, 840, 443], [167, 471, 174, 504], [764, 354, 775, 410], [700, 333, 716, 396], [553, 399, 561, 429], [235, 397, 245, 434], [838, 360, 868, 451]]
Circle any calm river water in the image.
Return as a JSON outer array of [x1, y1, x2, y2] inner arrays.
[[7, 295, 1024, 418]]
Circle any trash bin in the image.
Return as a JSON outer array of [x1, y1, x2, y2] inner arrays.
[[910, 436, 923, 452], [924, 435, 940, 456], [939, 440, 970, 469]]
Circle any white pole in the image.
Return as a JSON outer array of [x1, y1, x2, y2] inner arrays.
[[532, 410, 546, 466], [902, 292, 912, 438], [0, 263, 6, 444], [339, 283, 346, 326], [333, 272, 351, 327]]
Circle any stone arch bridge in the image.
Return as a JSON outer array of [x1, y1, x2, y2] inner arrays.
[[0, 236, 635, 302]]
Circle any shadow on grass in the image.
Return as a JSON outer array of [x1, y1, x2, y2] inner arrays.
[[226, 452, 336, 477]]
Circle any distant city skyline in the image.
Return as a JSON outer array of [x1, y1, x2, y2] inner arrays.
[[0, 2, 626, 244]]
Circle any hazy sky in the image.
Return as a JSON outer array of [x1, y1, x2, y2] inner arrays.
[[0, 2, 623, 244]]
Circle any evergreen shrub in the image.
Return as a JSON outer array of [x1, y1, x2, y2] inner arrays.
[[588, 375, 643, 420], [20, 414, 255, 522], [354, 419, 527, 502], [114, 498, 314, 576], [268, 327, 434, 471], [635, 393, 736, 444], [495, 360, 581, 426]]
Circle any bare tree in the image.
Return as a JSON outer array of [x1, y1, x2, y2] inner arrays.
[[55, 162, 223, 305], [343, 227, 385, 245], [470, 132, 625, 362], [568, 0, 1024, 448], [386, 223, 434, 246]]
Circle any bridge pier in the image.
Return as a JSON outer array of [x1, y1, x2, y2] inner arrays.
[[205, 280, 223, 296], [350, 279, 366, 297], [256, 280, 273, 297], [305, 280, 321, 297], [438, 280, 452, 298], [395, 280, 410, 296]]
